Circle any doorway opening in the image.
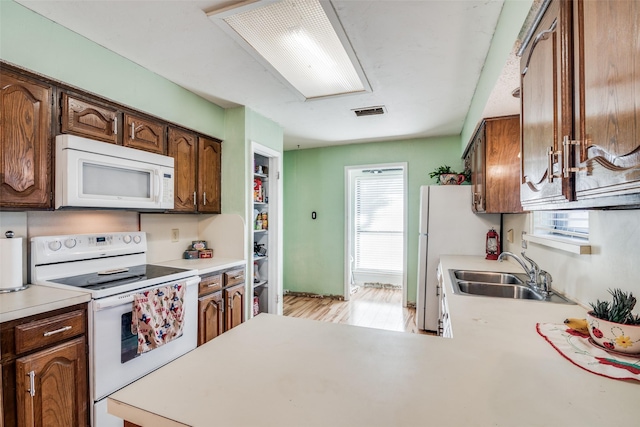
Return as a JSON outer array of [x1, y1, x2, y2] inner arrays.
[[345, 163, 408, 307]]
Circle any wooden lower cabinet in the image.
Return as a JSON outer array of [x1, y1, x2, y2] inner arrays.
[[197, 268, 245, 346], [224, 283, 245, 331], [1, 304, 88, 427], [198, 291, 224, 345], [1, 364, 3, 427], [15, 337, 87, 427]]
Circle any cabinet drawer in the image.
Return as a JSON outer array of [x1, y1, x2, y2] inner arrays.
[[224, 268, 245, 287], [198, 273, 222, 296], [14, 310, 86, 354]]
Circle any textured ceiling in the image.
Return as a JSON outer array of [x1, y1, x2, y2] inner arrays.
[[15, 0, 532, 150]]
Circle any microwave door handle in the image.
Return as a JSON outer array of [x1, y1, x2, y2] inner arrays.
[[155, 170, 161, 203], [153, 169, 160, 203]]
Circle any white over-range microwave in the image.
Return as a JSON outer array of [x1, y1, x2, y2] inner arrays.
[[55, 134, 175, 211]]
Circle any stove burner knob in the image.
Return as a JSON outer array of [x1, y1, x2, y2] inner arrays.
[[64, 238, 77, 249], [48, 240, 62, 251], [123, 235, 132, 244], [133, 235, 142, 244]]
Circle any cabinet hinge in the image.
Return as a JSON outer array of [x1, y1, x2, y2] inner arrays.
[[562, 136, 588, 178]]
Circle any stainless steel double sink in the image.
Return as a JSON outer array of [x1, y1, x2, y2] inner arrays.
[[448, 270, 575, 304]]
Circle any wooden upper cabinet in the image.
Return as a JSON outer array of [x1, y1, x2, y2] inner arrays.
[[60, 93, 118, 144], [15, 337, 87, 427], [519, 0, 573, 209], [0, 71, 53, 209], [484, 116, 523, 213], [123, 113, 165, 154], [469, 124, 486, 212], [197, 137, 221, 213], [466, 116, 522, 214], [168, 127, 197, 212], [572, 0, 640, 203]]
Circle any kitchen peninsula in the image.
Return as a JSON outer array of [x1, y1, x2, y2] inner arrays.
[[108, 256, 638, 427]]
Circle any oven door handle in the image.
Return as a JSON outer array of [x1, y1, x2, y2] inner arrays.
[[93, 276, 201, 311]]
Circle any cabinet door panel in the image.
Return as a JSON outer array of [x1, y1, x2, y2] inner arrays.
[[61, 93, 118, 144], [168, 127, 197, 212], [485, 117, 523, 213], [15, 337, 87, 427], [471, 126, 485, 212], [520, 0, 573, 207], [198, 291, 224, 345], [197, 137, 221, 213], [573, 0, 640, 200], [224, 284, 245, 331], [0, 72, 52, 208], [123, 113, 165, 154]]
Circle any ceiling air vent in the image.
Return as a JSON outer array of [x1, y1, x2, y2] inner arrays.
[[353, 106, 386, 117]]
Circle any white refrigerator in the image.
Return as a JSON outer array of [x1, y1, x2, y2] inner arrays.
[[416, 185, 501, 331]]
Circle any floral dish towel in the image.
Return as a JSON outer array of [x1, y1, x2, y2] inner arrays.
[[132, 282, 185, 355], [537, 323, 640, 382]]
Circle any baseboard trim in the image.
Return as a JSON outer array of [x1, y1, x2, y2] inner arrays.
[[284, 290, 345, 301]]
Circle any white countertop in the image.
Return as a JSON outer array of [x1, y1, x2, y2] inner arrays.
[[153, 257, 245, 276], [108, 255, 639, 427], [0, 284, 91, 323]]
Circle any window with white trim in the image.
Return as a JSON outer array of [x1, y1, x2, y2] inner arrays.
[[354, 171, 404, 273], [532, 210, 589, 241]]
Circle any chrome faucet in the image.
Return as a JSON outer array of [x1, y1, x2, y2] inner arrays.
[[497, 251, 552, 296]]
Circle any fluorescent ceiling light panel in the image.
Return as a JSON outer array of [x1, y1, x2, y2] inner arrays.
[[208, 0, 368, 100]]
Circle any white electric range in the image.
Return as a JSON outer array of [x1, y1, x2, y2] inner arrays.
[[31, 232, 200, 427]]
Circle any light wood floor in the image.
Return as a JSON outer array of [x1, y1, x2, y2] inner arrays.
[[283, 286, 432, 334]]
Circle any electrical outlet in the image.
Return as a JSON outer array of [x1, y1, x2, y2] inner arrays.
[[521, 231, 528, 249], [171, 228, 179, 242]]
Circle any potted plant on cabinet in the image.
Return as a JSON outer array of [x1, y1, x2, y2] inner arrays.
[[429, 165, 468, 185], [587, 288, 640, 354]]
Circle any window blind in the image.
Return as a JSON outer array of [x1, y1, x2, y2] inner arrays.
[[354, 173, 404, 273], [532, 210, 589, 241]]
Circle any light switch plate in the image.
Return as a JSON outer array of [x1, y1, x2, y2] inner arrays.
[[507, 229, 514, 243], [171, 228, 179, 242]]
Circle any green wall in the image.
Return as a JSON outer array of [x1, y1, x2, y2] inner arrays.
[[283, 136, 462, 302], [461, 0, 533, 149], [222, 107, 284, 218], [0, 0, 224, 138]]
